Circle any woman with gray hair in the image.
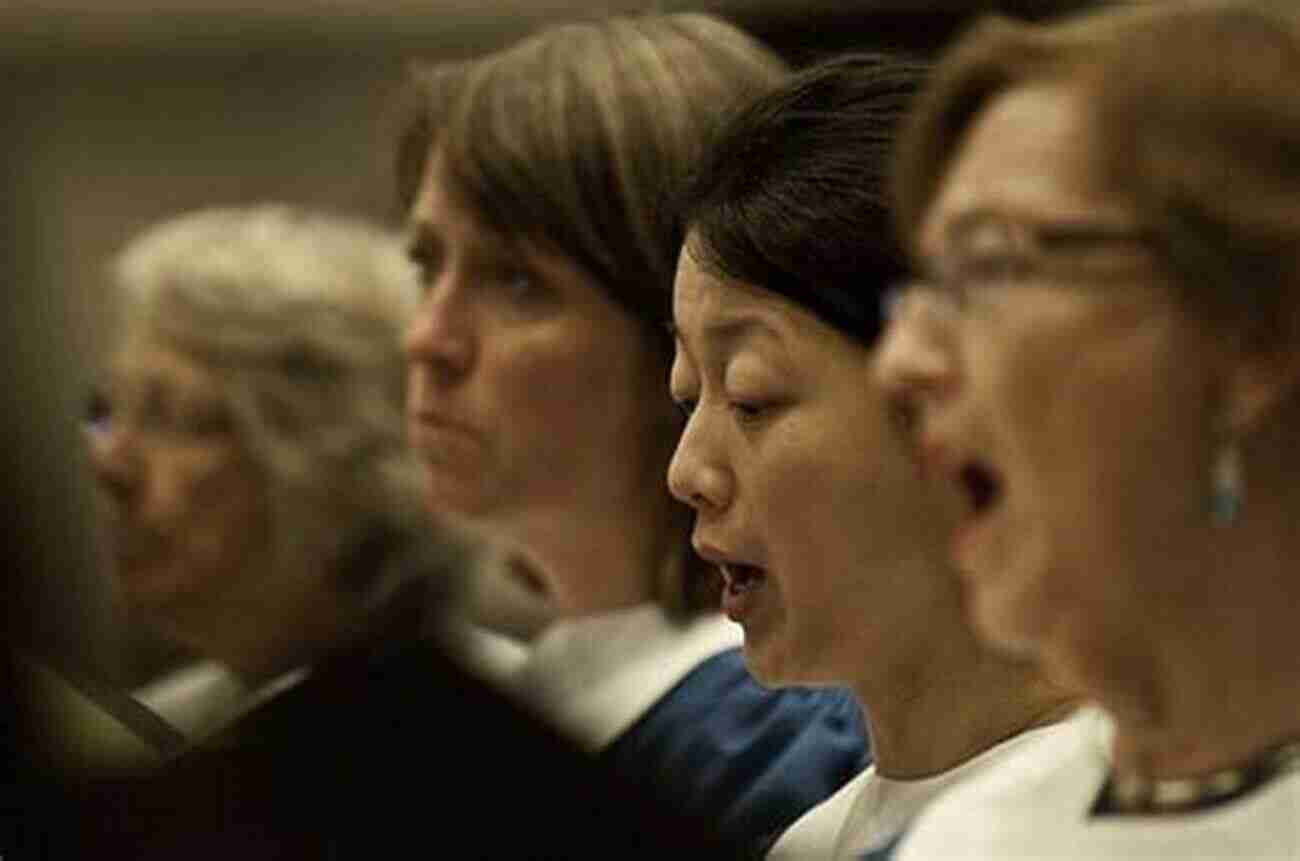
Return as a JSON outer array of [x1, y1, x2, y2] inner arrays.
[[92, 204, 463, 725]]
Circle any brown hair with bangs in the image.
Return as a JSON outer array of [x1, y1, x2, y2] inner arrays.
[[395, 13, 787, 339]]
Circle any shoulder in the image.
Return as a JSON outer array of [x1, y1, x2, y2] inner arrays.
[[892, 707, 1111, 861], [619, 648, 868, 763], [606, 648, 870, 853], [78, 638, 743, 858], [899, 733, 1300, 860], [768, 769, 874, 859]]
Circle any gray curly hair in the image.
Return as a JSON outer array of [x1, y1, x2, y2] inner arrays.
[[111, 204, 457, 614]]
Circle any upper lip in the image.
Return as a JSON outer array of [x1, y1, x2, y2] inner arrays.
[[915, 435, 959, 482], [917, 433, 1004, 516], [98, 520, 153, 565], [692, 535, 763, 572], [888, 391, 947, 480], [408, 409, 476, 435], [910, 402, 979, 475]]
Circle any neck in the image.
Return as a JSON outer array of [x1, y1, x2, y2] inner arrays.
[[1107, 639, 1300, 781], [854, 636, 1078, 779], [1103, 482, 1300, 779], [507, 484, 686, 620], [172, 583, 359, 688]]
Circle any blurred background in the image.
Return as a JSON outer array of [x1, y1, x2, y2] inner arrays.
[[2, 0, 1104, 766]]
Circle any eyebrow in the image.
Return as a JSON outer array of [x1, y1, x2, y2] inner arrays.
[[942, 208, 1151, 251], [671, 314, 785, 352], [404, 222, 441, 262], [405, 216, 518, 264], [941, 209, 1007, 247]]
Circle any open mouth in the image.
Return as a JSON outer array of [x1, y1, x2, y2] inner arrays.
[[507, 557, 549, 597], [718, 562, 768, 623], [960, 461, 1003, 518], [888, 397, 919, 439], [721, 562, 767, 595]]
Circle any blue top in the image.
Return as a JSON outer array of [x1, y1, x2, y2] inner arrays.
[[860, 833, 904, 860], [601, 647, 870, 856]]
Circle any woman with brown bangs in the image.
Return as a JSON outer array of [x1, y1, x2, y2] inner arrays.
[[398, 13, 867, 854]]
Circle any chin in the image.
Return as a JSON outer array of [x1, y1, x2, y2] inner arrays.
[[741, 637, 805, 689], [969, 581, 1048, 662], [118, 565, 181, 612], [423, 471, 498, 522]]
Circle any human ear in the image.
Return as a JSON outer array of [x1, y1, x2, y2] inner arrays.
[[1221, 338, 1300, 434]]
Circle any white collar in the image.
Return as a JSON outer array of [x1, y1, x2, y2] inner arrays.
[[835, 713, 1086, 856], [511, 603, 741, 751], [134, 661, 250, 739], [134, 660, 308, 740]]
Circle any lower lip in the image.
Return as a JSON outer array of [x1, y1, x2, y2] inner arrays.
[[108, 533, 150, 567], [508, 564, 548, 597], [952, 508, 995, 573], [409, 419, 477, 450], [721, 574, 766, 624]]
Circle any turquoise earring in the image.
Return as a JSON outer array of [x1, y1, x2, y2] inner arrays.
[[1210, 439, 1244, 526]]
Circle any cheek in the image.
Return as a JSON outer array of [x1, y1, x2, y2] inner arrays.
[[993, 313, 1212, 602], [504, 327, 665, 459], [976, 309, 1118, 499], [498, 340, 603, 445], [173, 458, 265, 553], [760, 428, 884, 586]]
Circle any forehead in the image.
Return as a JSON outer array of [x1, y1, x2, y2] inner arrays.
[[408, 146, 577, 272], [672, 244, 863, 363], [409, 148, 481, 233], [920, 81, 1128, 254], [673, 247, 797, 336]]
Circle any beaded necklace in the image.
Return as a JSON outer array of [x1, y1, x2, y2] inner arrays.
[[1093, 740, 1300, 816]]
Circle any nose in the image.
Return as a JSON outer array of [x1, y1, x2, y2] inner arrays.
[[667, 410, 734, 515], [89, 418, 141, 507], [404, 277, 475, 383], [874, 288, 960, 420]]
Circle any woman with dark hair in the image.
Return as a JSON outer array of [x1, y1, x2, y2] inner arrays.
[[878, 2, 1300, 857], [398, 13, 867, 853], [667, 53, 1078, 859]]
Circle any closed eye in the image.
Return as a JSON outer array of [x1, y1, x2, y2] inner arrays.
[[86, 388, 111, 426], [406, 238, 443, 290], [730, 400, 777, 426], [927, 253, 1030, 310], [494, 267, 539, 300], [964, 252, 1032, 284]]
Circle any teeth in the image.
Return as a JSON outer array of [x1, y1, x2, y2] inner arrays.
[[960, 463, 1000, 514], [722, 563, 763, 593]]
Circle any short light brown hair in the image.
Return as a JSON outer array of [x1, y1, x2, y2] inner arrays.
[[895, 0, 1300, 348], [396, 13, 786, 336]]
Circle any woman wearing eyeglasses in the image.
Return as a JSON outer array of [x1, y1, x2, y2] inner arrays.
[[877, 3, 1300, 858]]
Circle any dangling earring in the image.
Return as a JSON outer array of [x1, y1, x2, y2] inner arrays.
[[1210, 438, 1245, 526]]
